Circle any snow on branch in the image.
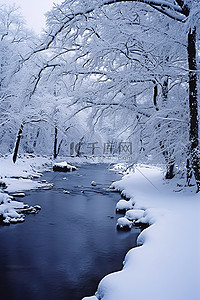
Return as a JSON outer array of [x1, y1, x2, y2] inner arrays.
[[22, 0, 190, 63]]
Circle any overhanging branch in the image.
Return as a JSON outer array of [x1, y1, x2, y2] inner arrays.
[[22, 0, 189, 62]]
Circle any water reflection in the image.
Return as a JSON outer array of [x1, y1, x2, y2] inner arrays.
[[0, 164, 140, 300]]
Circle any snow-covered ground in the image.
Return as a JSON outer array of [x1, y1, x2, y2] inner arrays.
[[0, 154, 53, 191], [0, 155, 54, 224], [83, 165, 200, 300]]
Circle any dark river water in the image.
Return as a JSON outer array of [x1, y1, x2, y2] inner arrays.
[[0, 164, 140, 300]]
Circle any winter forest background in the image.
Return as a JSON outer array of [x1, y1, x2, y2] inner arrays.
[[0, 0, 200, 190]]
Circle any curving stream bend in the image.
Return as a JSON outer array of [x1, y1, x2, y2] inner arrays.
[[0, 164, 141, 300]]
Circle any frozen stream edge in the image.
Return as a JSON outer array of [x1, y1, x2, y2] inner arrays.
[[83, 165, 200, 300]]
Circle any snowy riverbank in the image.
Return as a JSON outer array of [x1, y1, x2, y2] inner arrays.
[[84, 165, 200, 300], [0, 154, 118, 193], [0, 154, 118, 224], [0, 155, 53, 192], [0, 155, 54, 224], [1, 156, 199, 298]]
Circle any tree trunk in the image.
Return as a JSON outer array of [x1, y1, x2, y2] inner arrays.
[[157, 75, 175, 179], [153, 81, 159, 111], [53, 126, 63, 158], [54, 126, 58, 159], [186, 158, 193, 186], [159, 140, 175, 179], [57, 139, 63, 156], [13, 123, 24, 163], [187, 27, 200, 191], [165, 162, 175, 179], [162, 76, 169, 103], [33, 128, 40, 148]]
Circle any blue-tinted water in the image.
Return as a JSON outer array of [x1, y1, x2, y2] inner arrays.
[[0, 164, 140, 300]]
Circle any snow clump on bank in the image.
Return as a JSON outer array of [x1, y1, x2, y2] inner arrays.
[[0, 192, 41, 225], [116, 217, 132, 230], [116, 199, 133, 212], [53, 161, 77, 172], [125, 209, 145, 222]]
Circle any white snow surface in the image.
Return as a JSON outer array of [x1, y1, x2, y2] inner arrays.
[[0, 155, 53, 223], [82, 297, 98, 300], [53, 161, 77, 170], [116, 199, 133, 211], [3, 177, 52, 193], [109, 163, 134, 175], [0, 155, 52, 192], [125, 209, 145, 221], [85, 165, 200, 300], [0, 192, 25, 224], [116, 217, 132, 228]]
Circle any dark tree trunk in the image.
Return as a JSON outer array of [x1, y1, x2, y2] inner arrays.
[[159, 141, 175, 179], [13, 123, 24, 163], [54, 126, 58, 159], [165, 162, 175, 179], [186, 158, 193, 186], [162, 76, 168, 103], [157, 75, 175, 179], [153, 82, 159, 111], [33, 128, 40, 148], [187, 27, 200, 191], [161, 76, 175, 179], [57, 139, 63, 156], [54, 126, 63, 159], [75, 137, 84, 157]]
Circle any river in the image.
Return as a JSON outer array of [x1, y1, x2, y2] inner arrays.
[[0, 164, 140, 300]]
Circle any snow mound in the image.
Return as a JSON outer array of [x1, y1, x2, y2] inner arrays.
[[3, 178, 52, 193], [135, 208, 168, 226], [10, 192, 25, 197], [20, 205, 41, 214], [116, 217, 132, 230], [110, 163, 127, 172], [125, 209, 145, 221], [53, 161, 77, 172], [3, 216, 25, 224], [4, 208, 22, 218], [116, 199, 133, 212], [109, 163, 134, 175], [63, 190, 70, 194], [82, 296, 98, 300], [0, 192, 41, 225]]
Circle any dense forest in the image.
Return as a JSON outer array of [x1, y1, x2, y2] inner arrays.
[[0, 0, 200, 190]]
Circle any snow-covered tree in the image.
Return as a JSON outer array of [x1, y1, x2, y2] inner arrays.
[[32, 0, 199, 190], [0, 4, 38, 155], [0, 4, 79, 159], [1, 1, 199, 190]]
